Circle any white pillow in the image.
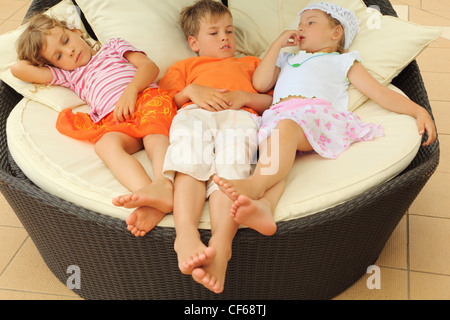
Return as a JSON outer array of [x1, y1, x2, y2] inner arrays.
[[230, 0, 305, 57], [0, 0, 89, 111], [230, 0, 442, 111], [75, 0, 198, 82]]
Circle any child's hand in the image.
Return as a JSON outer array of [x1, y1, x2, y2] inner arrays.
[[114, 87, 138, 123], [416, 108, 437, 146], [276, 30, 300, 48], [186, 84, 231, 111], [223, 91, 273, 114], [222, 91, 249, 110]]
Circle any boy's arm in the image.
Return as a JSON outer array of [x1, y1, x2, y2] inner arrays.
[[114, 51, 159, 122], [174, 83, 231, 111], [10, 60, 53, 84]]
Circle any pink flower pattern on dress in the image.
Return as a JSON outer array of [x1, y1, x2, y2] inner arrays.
[[258, 99, 384, 159]]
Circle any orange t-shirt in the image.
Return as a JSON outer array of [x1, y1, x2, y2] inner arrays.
[[158, 56, 262, 115]]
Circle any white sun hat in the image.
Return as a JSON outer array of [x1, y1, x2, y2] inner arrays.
[[299, 2, 360, 49]]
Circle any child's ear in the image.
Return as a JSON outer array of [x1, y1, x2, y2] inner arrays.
[[332, 25, 344, 41], [188, 35, 200, 53]]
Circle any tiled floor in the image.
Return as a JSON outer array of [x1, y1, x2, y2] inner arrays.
[[0, 0, 449, 300]]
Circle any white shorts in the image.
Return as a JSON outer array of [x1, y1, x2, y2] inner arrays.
[[163, 104, 260, 197]]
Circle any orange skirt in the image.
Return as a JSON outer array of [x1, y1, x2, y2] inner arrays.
[[56, 87, 177, 143]]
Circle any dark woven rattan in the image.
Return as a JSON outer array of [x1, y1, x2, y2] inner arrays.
[[0, 0, 439, 300]]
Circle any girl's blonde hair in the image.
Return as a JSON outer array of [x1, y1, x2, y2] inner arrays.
[[16, 13, 98, 67]]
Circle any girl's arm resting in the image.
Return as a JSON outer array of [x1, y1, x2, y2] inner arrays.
[[10, 60, 53, 84], [114, 51, 159, 122], [123, 51, 159, 93], [348, 61, 437, 146]]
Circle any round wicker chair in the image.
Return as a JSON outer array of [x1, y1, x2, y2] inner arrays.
[[0, 0, 439, 300]]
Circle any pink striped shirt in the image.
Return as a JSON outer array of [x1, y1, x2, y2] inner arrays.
[[48, 38, 157, 122]]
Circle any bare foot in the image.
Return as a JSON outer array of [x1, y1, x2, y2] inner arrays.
[[113, 179, 173, 213], [213, 175, 264, 203], [126, 206, 166, 237], [191, 251, 229, 294], [231, 195, 277, 236], [174, 234, 216, 275]]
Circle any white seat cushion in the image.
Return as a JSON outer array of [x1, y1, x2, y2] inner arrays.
[[6, 84, 421, 229]]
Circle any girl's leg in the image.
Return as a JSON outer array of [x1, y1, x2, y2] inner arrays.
[[215, 119, 312, 200], [113, 134, 173, 213], [173, 173, 216, 275], [95, 131, 149, 190], [95, 132, 166, 236], [192, 190, 238, 294], [229, 179, 284, 236], [142, 133, 170, 183]]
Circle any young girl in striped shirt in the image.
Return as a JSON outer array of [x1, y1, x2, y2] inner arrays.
[[12, 14, 177, 237]]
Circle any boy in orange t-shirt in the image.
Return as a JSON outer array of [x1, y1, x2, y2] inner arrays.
[[117, 0, 272, 294]]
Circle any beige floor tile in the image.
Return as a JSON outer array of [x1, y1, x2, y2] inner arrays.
[[409, 7, 450, 26], [0, 194, 23, 227], [428, 36, 450, 48], [410, 172, 450, 219], [409, 215, 450, 276], [0, 237, 79, 298], [422, 72, 450, 101], [375, 216, 408, 269], [0, 19, 22, 34], [8, 1, 29, 21], [410, 271, 450, 300], [0, 226, 27, 273], [391, 0, 421, 9], [334, 268, 409, 300], [0, 0, 27, 20], [422, 0, 450, 12], [428, 10, 450, 20], [436, 134, 450, 174], [0, 289, 82, 300], [431, 101, 450, 135], [417, 48, 450, 73]]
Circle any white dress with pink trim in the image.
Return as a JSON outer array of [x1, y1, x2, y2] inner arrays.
[[259, 51, 384, 158]]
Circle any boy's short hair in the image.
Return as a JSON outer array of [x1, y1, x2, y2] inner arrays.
[[180, 0, 231, 39]]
